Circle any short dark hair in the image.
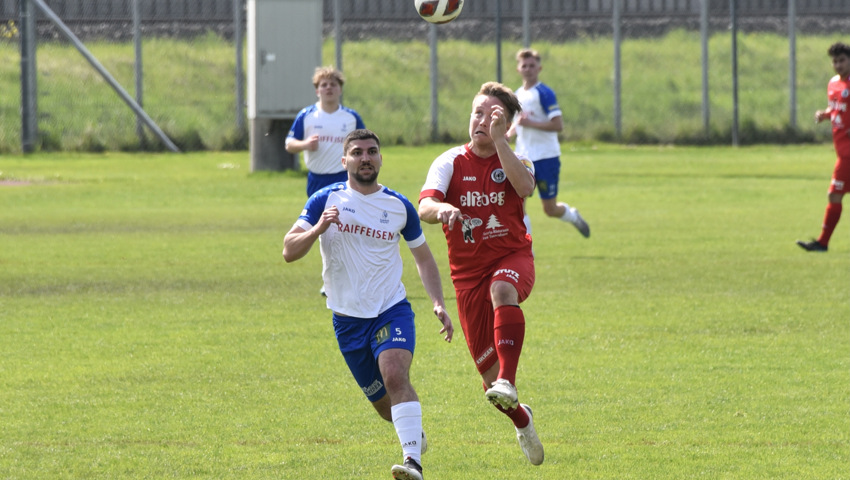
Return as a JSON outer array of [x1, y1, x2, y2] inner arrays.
[[343, 129, 381, 154], [477, 81, 522, 121], [828, 42, 850, 58]]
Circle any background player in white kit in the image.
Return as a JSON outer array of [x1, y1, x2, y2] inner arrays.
[[283, 129, 453, 480], [507, 48, 590, 238], [285, 66, 366, 198]]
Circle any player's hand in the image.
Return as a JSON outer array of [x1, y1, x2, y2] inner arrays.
[[436, 204, 462, 231], [434, 306, 454, 343], [306, 134, 320, 151], [516, 111, 530, 127], [489, 105, 508, 139], [815, 109, 829, 123], [315, 205, 341, 234]]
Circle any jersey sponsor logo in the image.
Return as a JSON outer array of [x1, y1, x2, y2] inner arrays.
[[460, 215, 483, 243], [493, 267, 520, 283], [491, 168, 507, 183], [363, 379, 384, 397], [338, 223, 396, 241], [476, 346, 495, 366], [318, 134, 346, 145], [463, 176, 477, 181], [828, 100, 847, 112], [482, 215, 510, 241], [459, 190, 506, 207]]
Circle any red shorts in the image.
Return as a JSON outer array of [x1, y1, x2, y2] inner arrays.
[[454, 249, 535, 375], [829, 156, 850, 194]]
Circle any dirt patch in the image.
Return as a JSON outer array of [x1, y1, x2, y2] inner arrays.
[[0, 180, 32, 186]]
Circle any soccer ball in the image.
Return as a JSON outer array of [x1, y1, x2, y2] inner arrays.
[[414, 0, 464, 25]]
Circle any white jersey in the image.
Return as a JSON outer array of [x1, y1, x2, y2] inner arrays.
[[285, 103, 365, 174], [514, 82, 562, 161], [295, 182, 425, 318]]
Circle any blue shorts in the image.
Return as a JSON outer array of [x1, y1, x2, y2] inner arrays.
[[332, 300, 416, 402], [307, 171, 348, 197], [532, 157, 561, 200]]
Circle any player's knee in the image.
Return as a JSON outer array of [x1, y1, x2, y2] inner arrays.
[[490, 281, 519, 306]]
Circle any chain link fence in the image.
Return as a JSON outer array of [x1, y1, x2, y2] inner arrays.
[[0, 0, 847, 152]]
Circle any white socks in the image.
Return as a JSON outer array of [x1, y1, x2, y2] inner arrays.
[[558, 202, 576, 223], [391, 401, 423, 464]]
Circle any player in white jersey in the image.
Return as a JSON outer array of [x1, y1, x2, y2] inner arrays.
[[285, 66, 366, 197], [283, 129, 453, 480], [508, 49, 590, 238]]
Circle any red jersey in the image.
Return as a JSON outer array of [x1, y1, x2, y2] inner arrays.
[[420, 144, 535, 289], [827, 74, 850, 158]]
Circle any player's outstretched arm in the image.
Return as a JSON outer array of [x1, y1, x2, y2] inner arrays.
[[282, 206, 340, 263], [419, 197, 462, 231], [409, 241, 454, 343]]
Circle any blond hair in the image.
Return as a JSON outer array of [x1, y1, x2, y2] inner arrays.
[[516, 48, 541, 63], [312, 66, 345, 88]]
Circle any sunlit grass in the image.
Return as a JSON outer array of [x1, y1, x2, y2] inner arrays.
[[0, 30, 839, 149], [0, 144, 847, 478]]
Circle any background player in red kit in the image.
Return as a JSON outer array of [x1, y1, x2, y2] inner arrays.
[[419, 82, 544, 466], [797, 42, 850, 252]]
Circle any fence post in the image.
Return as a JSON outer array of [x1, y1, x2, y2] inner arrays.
[[20, 0, 37, 153], [133, 0, 145, 146], [235, 0, 245, 130], [612, 0, 622, 140], [700, 0, 709, 136], [788, 0, 797, 130], [730, 0, 739, 146], [429, 23, 438, 142]]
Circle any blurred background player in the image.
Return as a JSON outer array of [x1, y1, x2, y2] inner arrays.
[[283, 129, 453, 480], [797, 42, 850, 252], [286, 66, 365, 294], [286, 66, 366, 197], [419, 82, 544, 466], [507, 48, 590, 238]]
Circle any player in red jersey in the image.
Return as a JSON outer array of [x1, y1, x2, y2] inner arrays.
[[419, 82, 544, 465], [798, 42, 850, 252]]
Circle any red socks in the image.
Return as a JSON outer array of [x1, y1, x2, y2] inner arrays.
[[818, 202, 842, 246], [494, 401, 530, 429], [493, 305, 525, 385]]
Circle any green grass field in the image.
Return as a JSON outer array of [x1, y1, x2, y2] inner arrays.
[[1, 144, 847, 479], [0, 31, 839, 152]]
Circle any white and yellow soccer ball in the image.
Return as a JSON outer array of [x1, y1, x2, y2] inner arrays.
[[414, 0, 464, 24]]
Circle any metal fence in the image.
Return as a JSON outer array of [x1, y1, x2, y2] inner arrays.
[[1, 0, 846, 23], [1, 0, 846, 153]]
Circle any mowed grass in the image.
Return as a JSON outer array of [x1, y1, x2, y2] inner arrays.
[[0, 144, 847, 479], [0, 30, 839, 152]]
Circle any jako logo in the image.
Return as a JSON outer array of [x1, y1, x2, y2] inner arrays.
[[463, 176, 477, 181], [498, 339, 515, 346]]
